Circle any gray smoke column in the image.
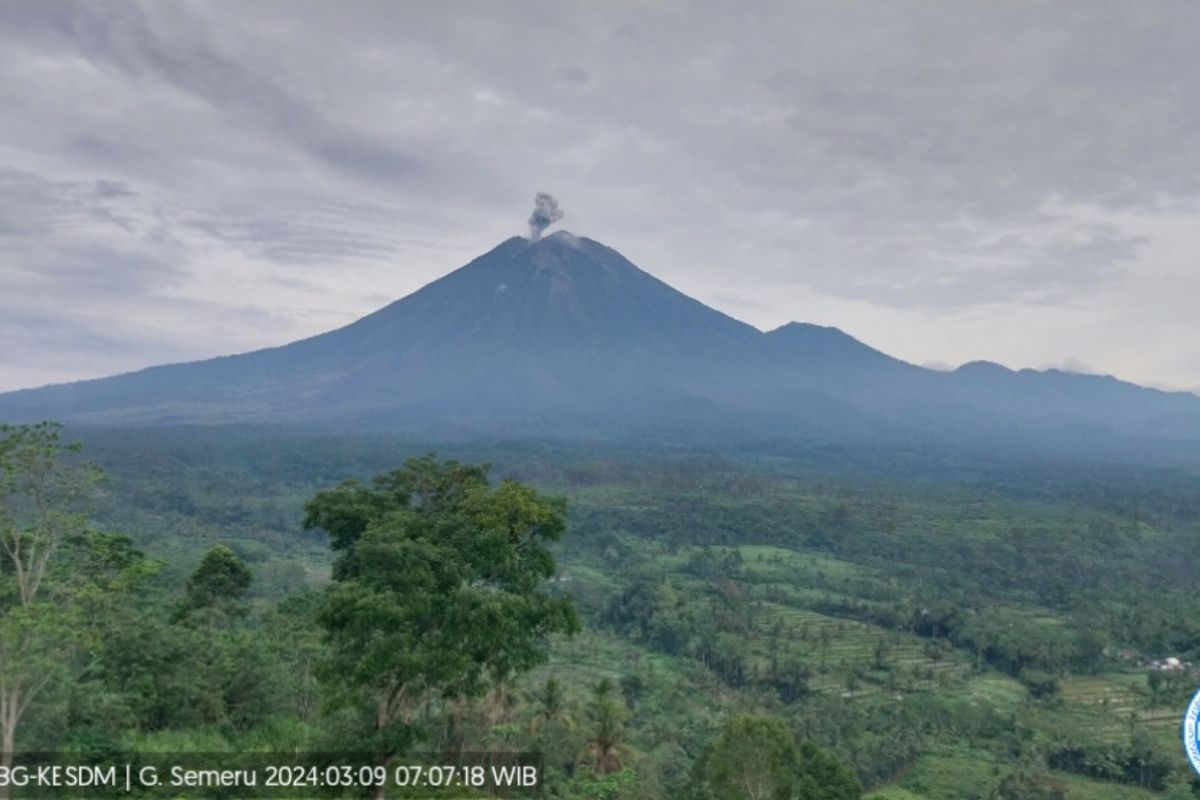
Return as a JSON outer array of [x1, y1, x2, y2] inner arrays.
[[527, 193, 565, 240]]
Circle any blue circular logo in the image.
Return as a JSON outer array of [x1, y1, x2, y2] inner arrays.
[[1184, 686, 1200, 776]]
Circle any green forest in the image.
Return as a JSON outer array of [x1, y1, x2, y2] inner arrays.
[[4, 422, 1200, 799]]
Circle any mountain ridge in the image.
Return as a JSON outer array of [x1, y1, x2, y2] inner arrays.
[[3, 231, 1199, 458]]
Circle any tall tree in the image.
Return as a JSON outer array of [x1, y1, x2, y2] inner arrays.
[[704, 715, 799, 800], [531, 676, 573, 732], [181, 544, 253, 618], [0, 423, 101, 794], [794, 740, 861, 800], [583, 678, 632, 775], [704, 715, 860, 800], [304, 455, 578, 799]]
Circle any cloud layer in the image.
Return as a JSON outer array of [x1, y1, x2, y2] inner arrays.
[[2, 0, 1198, 392]]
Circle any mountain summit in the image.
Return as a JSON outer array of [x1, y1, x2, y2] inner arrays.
[[2, 232, 1199, 453], [0, 233, 773, 427]]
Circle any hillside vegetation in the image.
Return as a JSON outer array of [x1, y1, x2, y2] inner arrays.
[[5, 425, 1200, 798]]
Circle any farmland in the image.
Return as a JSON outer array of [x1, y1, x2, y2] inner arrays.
[[14, 427, 1200, 799]]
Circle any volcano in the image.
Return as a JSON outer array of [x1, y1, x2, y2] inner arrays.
[[3, 231, 1200, 454], [0, 233, 788, 428]]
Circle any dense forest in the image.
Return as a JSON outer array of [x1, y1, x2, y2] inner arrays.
[[4, 422, 1200, 799]]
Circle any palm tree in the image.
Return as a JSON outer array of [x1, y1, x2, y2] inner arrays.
[[530, 676, 575, 732], [583, 679, 635, 774]]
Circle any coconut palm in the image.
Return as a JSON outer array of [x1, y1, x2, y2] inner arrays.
[[530, 676, 575, 732], [582, 678, 635, 774]]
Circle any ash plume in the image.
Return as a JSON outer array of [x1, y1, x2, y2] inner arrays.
[[527, 193, 564, 240]]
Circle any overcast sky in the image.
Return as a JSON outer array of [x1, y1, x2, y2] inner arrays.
[[2, 1, 1199, 393]]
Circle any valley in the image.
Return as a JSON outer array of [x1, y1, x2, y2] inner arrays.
[[44, 427, 1200, 799]]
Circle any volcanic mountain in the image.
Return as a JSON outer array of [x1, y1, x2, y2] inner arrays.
[[3, 231, 1200, 454]]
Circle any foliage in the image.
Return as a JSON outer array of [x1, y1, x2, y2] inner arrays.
[[0, 423, 107, 773], [584, 678, 633, 775], [184, 544, 253, 612], [1, 426, 1194, 799], [794, 739, 862, 799], [704, 715, 802, 800], [305, 455, 579, 760], [703, 715, 861, 800]]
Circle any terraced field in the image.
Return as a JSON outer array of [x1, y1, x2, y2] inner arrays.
[[1052, 671, 1189, 761], [571, 540, 971, 697], [866, 747, 1163, 800], [553, 497, 1199, 796], [958, 673, 1027, 709]]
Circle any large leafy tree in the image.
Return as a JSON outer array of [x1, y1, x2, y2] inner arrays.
[[181, 544, 253, 621], [304, 455, 578, 793], [704, 716, 801, 800], [0, 423, 149, 796], [0, 423, 98, 777], [794, 740, 861, 800], [704, 715, 861, 800]]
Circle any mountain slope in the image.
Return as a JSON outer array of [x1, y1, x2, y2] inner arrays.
[[2, 231, 1199, 456], [0, 233, 843, 428]]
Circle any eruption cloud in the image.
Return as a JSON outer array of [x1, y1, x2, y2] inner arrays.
[[527, 193, 564, 240]]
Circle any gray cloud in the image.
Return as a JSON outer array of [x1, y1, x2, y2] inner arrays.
[[0, 2, 424, 184], [94, 179, 136, 199], [1041, 357, 1098, 375], [186, 203, 409, 266], [560, 66, 593, 87], [1, 0, 1199, 391]]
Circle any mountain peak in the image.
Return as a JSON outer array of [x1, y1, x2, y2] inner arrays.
[[769, 321, 854, 341], [521, 231, 600, 270], [3, 233, 1200, 457], [531, 229, 583, 245], [766, 321, 908, 369]]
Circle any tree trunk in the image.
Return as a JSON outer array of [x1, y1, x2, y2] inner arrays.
[[369, 753, 391, 800], [0, 711, 15, 800]]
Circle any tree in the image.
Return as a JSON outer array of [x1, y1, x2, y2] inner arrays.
[[0, 423, 101, 792], [531, 676, 573, 732], [873, 637, 890, 670], [704, 716, 799, 800], [1020, 669, 1060, 702], [59, 533, 165, 741], [0, 425, 155, 798], [794, 740, 861, 800], [584, 678, 633, 775], [769, 657, 811, 702], [844, 667, 862, 699], [185, 545, 253, 612], [704, 716, 861, 800], [1147, 669, 1163, 711], [0, 423, 101, 604], [304, 456, 578, 799]]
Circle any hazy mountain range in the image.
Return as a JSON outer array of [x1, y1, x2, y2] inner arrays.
[[4, 231, 1199, 458]]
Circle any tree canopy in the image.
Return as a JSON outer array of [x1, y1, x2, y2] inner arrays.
[[704, 715, 861, 800], [184, 544, 253, 612], [304, 455, 579, 765]]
